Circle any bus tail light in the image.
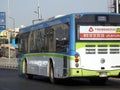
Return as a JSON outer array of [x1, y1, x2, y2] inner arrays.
[[74, 54, 80, 67], [75, 59, 79, 62], [75, 54, 79, 58]]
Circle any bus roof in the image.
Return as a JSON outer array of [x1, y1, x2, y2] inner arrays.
[[19, 12, 120, 34]]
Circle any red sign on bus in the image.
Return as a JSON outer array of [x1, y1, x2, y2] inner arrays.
[[78, 26, 120, 40]]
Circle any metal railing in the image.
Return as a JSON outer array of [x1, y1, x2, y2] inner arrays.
[[0, 58, 18, 70]]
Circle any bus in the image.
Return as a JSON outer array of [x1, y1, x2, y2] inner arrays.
[[16, 13, 120, 84]]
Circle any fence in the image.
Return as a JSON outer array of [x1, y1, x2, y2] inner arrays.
[[0, 58, 18, 70]]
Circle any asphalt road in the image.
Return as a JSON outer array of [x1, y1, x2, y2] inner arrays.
[[0, 70, 120, 90]]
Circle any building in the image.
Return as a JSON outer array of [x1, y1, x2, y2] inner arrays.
[[0, 28, 19, 58]]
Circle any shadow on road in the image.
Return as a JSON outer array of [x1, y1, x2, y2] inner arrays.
[[24, 75, 120, 87]]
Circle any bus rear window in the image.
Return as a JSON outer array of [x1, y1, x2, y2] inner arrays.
[[76, 14, 120, 26], [97, 16, 107, 22]]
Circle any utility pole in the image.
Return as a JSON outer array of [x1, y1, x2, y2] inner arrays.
[[9, 17, 15, 37], [116, 0, 119, 13], [7, 0, 11, 61], [32, 0, 43, 24], [37, 0, 42, 19], [114, 0, 120, 13]]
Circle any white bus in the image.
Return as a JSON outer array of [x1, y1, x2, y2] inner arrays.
[[16, 13, 120, 84]]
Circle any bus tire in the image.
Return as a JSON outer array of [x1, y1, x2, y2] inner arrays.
[[25, 74, 33, 79], [49, 62, 57, 84], [23, 59, 33, 79]]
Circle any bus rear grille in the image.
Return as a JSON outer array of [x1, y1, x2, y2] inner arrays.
[[86, 49, 96, 54], [110, 45, 119, 54], [85, 45, 96, 54], [98, 49, 108, 54], [85, 44, 120, 54], [98, 45, 108, 54]]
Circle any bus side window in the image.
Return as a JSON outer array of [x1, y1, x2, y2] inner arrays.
[[55, 23, 69, 52], [45, 28, 56, 52]]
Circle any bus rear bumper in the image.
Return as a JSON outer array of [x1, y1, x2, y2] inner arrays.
[[69, 68, 120, 77]]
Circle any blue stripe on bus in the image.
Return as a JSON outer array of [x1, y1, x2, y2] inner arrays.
[[69, 14, 76, 56], [20, 15, 70, 34], [20, 13, 120, 34]]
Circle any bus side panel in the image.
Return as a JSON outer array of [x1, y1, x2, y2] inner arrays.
[[53, 55, 70, 78], [19, 54, 69, 79], [19, 55, 49, 76], [27, 56, 48, 76]]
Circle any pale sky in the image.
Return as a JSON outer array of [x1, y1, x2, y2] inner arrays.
[[0, 0, 110, 28]]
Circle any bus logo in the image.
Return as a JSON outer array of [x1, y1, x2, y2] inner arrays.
[[89, 27, 94, 32]]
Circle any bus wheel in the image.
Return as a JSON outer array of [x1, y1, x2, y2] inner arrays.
[[49, 64, 57, 84], [25, 74, 33, 79], [23, 60, 33, 79]]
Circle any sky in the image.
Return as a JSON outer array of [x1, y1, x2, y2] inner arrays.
[[0, 0, 110, 28]]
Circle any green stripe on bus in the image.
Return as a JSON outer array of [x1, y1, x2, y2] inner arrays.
[[70, 68, 120, 77], [21, 53, 76, 61], [70, 68, 98, 77], [76, 42, 120, 50]]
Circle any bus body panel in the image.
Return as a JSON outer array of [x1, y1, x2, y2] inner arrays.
[[75, 42, 120, 77], [20, 53, 69, 78], [27, 56, 49, 76]]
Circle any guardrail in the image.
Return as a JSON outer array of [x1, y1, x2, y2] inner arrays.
[[0, 58, 18, 70]]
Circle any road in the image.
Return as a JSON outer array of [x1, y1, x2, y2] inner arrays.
[[0, 70, 120, 90]]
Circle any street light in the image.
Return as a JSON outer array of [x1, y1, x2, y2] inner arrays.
[[32, 0, 43, 24], [7, 0, 11, 61]]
